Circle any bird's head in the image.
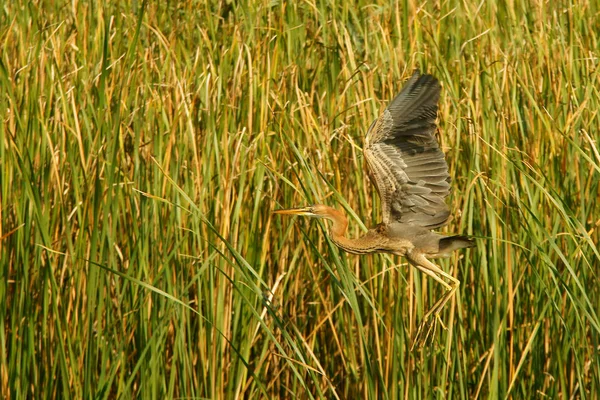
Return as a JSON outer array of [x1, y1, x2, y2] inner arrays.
[[274, 204, 348, 236]]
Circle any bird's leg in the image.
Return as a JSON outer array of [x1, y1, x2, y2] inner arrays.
[[408, 253, 460, 349], [412, 277, 460, 348]]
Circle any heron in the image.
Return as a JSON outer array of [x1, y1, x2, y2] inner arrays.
[[275, 70, 475, 347]]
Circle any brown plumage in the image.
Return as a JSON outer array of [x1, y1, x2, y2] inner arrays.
[[275, 70, 475, 347]]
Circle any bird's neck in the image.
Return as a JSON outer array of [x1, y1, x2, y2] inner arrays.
[[323, 206, 374, 255], [324, 207, 348, 238]]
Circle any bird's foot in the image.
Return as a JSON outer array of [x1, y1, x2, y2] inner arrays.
[[411, 314, 437, 350], [411, 312, 450, 350], [435, 313, 447, 330]]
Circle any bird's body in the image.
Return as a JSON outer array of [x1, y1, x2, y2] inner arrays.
[[275, 70, 475, 347]]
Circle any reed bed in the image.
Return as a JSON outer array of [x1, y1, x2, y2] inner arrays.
[[1, 1, 599, 398]]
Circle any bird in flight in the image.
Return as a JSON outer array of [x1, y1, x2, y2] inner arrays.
[[275, 70, 475, 347]]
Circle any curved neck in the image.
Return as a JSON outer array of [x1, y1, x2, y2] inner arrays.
[[321, 206, 348, 238], [320, 206, 374, 255]]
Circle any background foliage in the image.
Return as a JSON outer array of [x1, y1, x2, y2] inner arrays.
[[1, 0, 599, 398]]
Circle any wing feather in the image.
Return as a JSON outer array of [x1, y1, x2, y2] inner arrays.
[[364, 70, 451, 228]]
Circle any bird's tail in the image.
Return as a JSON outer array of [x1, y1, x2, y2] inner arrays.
[[439, 235, 476, 254]]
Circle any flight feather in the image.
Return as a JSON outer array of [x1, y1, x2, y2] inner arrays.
[[364, 70, 451, 228]]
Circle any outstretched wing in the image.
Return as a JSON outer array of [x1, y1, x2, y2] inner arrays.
[[364, 70, 451, 229]]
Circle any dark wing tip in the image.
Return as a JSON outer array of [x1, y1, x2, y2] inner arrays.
[[385, 70, 441, 124], [406, 70, 441, 99]]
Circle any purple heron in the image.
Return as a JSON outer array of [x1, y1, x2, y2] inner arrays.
[[275, 70, 475, 346]]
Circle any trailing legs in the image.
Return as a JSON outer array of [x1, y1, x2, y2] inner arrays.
[[407, 252, 460, 349]]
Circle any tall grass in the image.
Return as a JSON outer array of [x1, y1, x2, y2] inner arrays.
[[1, 0, 599, 398]]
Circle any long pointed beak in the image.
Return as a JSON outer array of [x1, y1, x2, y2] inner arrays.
[[273, 206, 315, 216]]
